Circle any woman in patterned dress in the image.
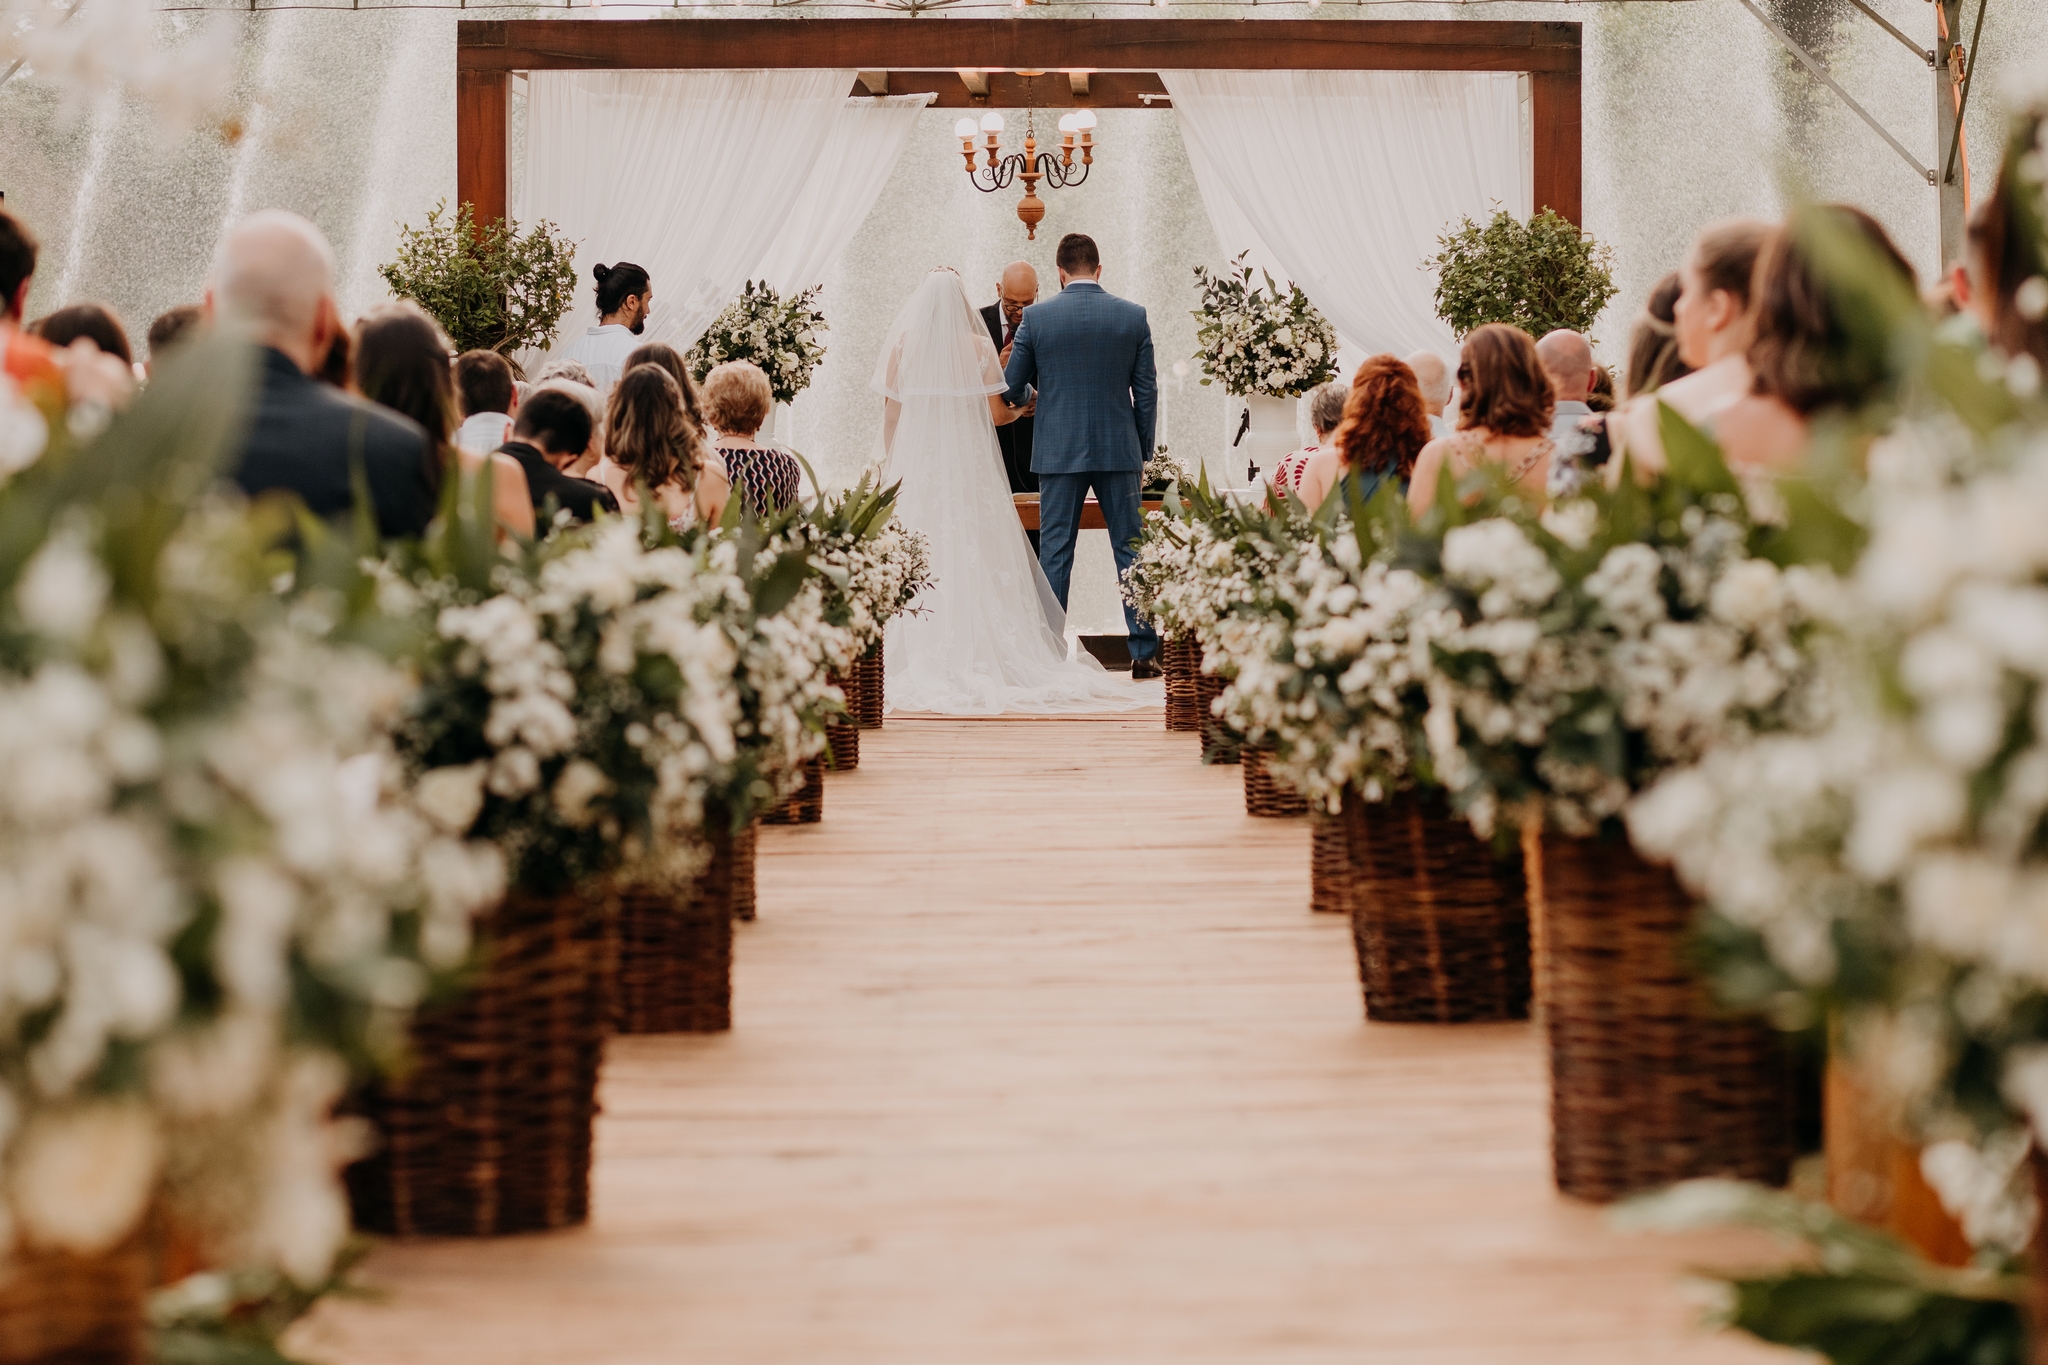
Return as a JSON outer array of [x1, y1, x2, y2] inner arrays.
[[702, 361, 803, 517], [1267, 381, 1349, 502]]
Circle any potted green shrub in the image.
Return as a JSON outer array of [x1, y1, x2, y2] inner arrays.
[[378, 200, 579, 369], [1425, 207, 1617, 339]]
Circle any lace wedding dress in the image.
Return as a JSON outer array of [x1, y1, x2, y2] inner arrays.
[[874, 270, 1148, 716]]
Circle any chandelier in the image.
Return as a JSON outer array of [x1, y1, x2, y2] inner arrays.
[[954, 85, 1096, 241]]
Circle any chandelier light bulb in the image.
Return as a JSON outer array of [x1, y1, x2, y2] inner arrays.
[[981, 112, 1006, 133], [1074, 109, 1098, 131], [1057, 113, 1078, 133], [955, 118, 978, 138]]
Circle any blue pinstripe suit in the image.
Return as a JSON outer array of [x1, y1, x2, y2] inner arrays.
[[1001, 279, 1160, 663]]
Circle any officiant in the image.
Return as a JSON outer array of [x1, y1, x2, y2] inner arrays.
[[981, 261, 1040, 550]]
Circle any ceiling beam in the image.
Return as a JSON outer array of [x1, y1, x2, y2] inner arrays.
[[857, 70, 889, 96], [956, 68, 990, 98], [1068, 71, 1090, 98]]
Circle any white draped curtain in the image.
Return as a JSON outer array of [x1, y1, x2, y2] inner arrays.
[[1161, 70, 1529, 359], [755, 94, 935, 297], [524, 69, 853, 356]]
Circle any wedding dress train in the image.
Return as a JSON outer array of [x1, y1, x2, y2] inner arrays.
[[873, 270, 1149, 716]]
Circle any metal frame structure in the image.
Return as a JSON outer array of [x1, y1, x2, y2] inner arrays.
[[455, 18, 1583, 231]]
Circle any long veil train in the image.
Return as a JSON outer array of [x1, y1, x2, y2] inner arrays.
[[873, 269, 1150, 716]]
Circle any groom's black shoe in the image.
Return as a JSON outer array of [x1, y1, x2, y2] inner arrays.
[[1130, 657, 1163, 681]]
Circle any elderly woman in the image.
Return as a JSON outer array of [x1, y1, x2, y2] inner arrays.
[[1408, 324, 1554, 516], [703, 360, 804, 518], [1269, 381, 1349, 500]]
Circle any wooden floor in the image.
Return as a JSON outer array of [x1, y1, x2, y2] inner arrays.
[[299, 718, 1796, 1365]]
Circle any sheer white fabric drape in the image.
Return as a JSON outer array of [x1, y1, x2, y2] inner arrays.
[[755, 95, 935, 296], [524, 69, 853, 356], [1161, 70, 1528, 358]]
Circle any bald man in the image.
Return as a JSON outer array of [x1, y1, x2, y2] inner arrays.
[[208, 210, 436, 539], [981, 262, 1041, 517], [1403, 350, 1452, 438], [1536, 328, 1600, 496]]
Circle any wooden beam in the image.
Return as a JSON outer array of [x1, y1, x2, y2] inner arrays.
[[1068, 71, 1091, 98], [957, 68, 990, 98], [856, 70, 889, 96], [1529, 68, 1581, 227], [456, 67, 508, 231], [857, 70, 1166, 110], [458, 19, 1583, 76]]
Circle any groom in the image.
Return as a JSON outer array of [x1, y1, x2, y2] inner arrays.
[[1002, 233, 1161, 678]]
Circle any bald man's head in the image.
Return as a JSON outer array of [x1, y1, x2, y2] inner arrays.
[[206, 210, 338, 373], [1536, 329, 1594, 405], [997, 261, 1039, 327], [1404, 351, 1451, 414]]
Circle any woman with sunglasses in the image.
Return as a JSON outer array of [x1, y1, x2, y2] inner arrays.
[[1408, 323, 1555, 516]]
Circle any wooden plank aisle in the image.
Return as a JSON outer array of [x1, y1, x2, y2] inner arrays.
[[297, 717, 1796, 1365]]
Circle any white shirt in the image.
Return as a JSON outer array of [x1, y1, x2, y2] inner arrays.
[[1428, 413, 1450, 440], [455, 411, 513, 457], [559, 323, 644, 396], [1549, 399, 1593, 445]]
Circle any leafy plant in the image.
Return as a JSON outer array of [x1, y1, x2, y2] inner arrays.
[[686, 281, 829, 405], [378, 201, 579, 360], [1190, 252, 1340, 398], [1425, 207, 1618, 339]]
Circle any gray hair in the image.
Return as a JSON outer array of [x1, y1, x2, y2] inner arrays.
[[1404, 350, 1452, 408], [1308, 381, 1349, 437], [208, 210, 334, 347], [537, 358, 596, 388]]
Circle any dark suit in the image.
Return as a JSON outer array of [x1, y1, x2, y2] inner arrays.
[[1001, 281, 1159, 662], [979, 302, 1037, 497], [498, 440, 620, 528], [231, 347, 438, 539]]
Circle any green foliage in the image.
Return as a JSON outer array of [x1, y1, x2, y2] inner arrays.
[[378, 201, 579, 359], [151, 1245, 376, 1365], [1425, 207, 1618, 339], [1617, 1182, 2025, 1365]]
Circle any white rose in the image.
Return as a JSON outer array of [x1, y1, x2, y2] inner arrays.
[[11, 1103, 159, 1253], [551, 758, 613, 828], [16, 529, 110, 641], [414, 762, 488, 836], [1707, 558, 1785, 631]]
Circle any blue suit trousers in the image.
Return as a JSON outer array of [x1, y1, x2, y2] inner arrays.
[[1037, 471, 1159, 663]]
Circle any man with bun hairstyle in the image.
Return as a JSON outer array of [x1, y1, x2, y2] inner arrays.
[[560, 261, 652, 396]]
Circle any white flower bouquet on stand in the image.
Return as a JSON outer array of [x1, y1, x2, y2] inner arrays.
[[686, 280, 829, 407], [1189, 252, 1339, 399]]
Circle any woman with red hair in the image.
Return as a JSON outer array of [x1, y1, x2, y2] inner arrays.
[[1297, 354, 1433, 510]]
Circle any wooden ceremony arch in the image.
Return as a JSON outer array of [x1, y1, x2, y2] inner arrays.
[[455, 18, 1581, 232]]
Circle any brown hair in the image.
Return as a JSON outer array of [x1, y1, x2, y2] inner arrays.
[[1456, 324, 1553, 438], [1332, 355, 1432, 482], [1747, 203, 1919, 417], [701, 360, 773, 438], [453, 349, 516, 416], [1692, 218, 1774, 310], [1588, 364, 1615, 412], [353, 301, 456, 497], [624, 341, 708, 430], [1967, 115, 2048, 369], [606, 363, 703, 494], [0, 210, 36, 321], [315, 322, 353, 390], [147, 304, 204, 361], [1625, 270, 1690, 399], [29, 302, 132, 364]]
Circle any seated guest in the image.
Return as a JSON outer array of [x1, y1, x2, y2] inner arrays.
[[1409, 324, 1554, 516], [146, 304, 204, 377], [1623, 272, 1690, 400], [207, 211, 437, 539], [453, 349, 519, 456], [702, 360, 801, 517], [1299, 355, 1431, 510], [314, 322, 352, 390], [537, 358, 596, 388], [1953, 153, 2048, 368], [1608, 219, 1771, 483], [498, 387, 618, 527], [1717, 204, 1919, 474], [560, 261, 652, 395], [1270, 381, 1348, 498], [1404, 350, 1453, 439], [0, 210, 62, 401], [622, 341, 711, 434], [352, 301, 534, 539], [536, 378, 605, 476], [30, 302, 133, 365], [595, 363, 729, 531], [1587, 364, 1616, 413], [1537, 328, 1599, 497]]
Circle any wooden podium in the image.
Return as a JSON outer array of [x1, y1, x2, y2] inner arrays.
[[1013, 494, 1166, 531]]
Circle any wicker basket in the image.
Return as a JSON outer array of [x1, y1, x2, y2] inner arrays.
[[1243, 744, 1309, 818], [825, 671, 861, 771], [1163, 635, 1202, 732], [1197, 671, 1240, 765], [730, 820, 759, 922], [761, 755, 826, 825], [1540, 831, 1796, 1202], [1342, 788, 1530, 1023], [613, 831, 735, 1034], [346, 889, 607, 1236], [0, 1241, 147, 1365], [1309, 797, 1351, 914], [855, 641, 885, 729]]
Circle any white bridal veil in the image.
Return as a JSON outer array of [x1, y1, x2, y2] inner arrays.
[[871, 270, 1149, 716]]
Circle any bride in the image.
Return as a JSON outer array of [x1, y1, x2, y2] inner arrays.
[[875, 269, 1149, 715]]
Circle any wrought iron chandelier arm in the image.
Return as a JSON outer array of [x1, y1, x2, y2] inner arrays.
[[1037, 155, 1089, 189], [970, 154, 1024, 193]]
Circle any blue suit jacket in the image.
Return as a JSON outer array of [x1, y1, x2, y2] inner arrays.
[[1002, 280, 1156, 476]]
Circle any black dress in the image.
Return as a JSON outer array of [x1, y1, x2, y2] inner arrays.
[[719, 444, 803, 518]]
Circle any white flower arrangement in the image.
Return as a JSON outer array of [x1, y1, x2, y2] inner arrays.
[[1142, 445, 1195, 494], [686, 280, 828, 406], [1190, 253, 1340, 399]]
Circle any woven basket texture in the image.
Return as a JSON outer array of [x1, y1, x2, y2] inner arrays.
[[761, 756, 826, 825], [1342, 789, 1530, 1024], [613, 830, 736, 1034], [730, 820, 760, 921], [345, 890, 606, 1237], [1197, 671, 1240, 765], [825, 671, 861, 770], [1163, 636, 1202, 732], [1540, 831, 1796, 1202], [1309, 798, 1351, 914], [0, 1241, 146, 1365], [855, 641, 884, 729], [1243, 744, 1309, 818]]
